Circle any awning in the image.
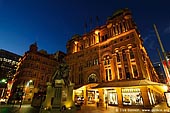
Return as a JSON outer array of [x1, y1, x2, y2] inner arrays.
[[74, 84, 84, 90], [93, 79, 167, 91], [74, 83, 98, 90]]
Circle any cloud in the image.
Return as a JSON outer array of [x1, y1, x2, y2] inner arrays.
[[143, 29, 158, 50], [143, 36, 149, 42], [148, 40, 156, 50], [143, 29, 155, 42], [164, 25, 170, 34]]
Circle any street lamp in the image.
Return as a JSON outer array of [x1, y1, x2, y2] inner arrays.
[[0, 79, 7, 98], [1, 79, 7, 84]]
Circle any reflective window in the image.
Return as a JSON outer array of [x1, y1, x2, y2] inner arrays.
[[122, 88, 143, 106]]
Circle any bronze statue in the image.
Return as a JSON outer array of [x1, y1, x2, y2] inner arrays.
[[52, 63, 70, 86]]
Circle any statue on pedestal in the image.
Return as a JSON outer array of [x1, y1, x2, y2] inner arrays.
[[39, 63, 75, 113], [52, 63, 70, 87]]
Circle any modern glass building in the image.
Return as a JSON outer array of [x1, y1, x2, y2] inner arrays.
[[0, 49, 21, 99]]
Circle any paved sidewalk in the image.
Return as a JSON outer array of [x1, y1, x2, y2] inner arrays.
[[0, 102, 169, 113], [76, 102, 170, 113]]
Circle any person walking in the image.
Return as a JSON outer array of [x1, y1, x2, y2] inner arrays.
[[19, 96, 23, 108], [105, 97, 108, 109]]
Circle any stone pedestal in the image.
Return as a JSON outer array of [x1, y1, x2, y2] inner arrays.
[[39, 79, 75, 113], [52, 85, 62, 108], [42, 82, 53, 110]]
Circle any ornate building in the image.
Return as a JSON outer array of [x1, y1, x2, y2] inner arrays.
[[10, 43, 66, 103], [66, 8, 168, 108]]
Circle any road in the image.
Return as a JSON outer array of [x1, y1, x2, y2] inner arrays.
[[0, 102, 170, 113], [0, 104, 39, 113]]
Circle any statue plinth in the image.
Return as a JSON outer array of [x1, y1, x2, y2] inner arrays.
[[40, 79, 75, 113], [39, 64, 76, 113]]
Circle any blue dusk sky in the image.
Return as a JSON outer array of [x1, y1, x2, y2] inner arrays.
[[0, 0, 170, 63]]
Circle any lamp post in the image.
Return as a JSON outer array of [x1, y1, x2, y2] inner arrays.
[[0, 79, 7, 98], [153, 24, 170, 87]]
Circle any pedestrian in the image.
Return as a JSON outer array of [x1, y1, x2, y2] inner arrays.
[[105, 100, 108, 109], [105, 97, 108, 109], [97, 101, 99, 107], [60, 105, 67, 113], [99, 99, 102, 106], [12, 99, 15, 107], [19, 96, 23, 108]]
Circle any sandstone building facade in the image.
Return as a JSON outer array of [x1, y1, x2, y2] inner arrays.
[[66, 8, 167, 108], [11, 43, 65, 103]]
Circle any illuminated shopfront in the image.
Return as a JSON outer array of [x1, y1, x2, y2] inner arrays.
[[87, 90, 95, 104], [107, 89, 118, 105], [122, 88, 143, 106], [147, 88, 163, 106], [148, 89, 155, 105], [74, 90, 84, 100], [87, 90, 99, 104]]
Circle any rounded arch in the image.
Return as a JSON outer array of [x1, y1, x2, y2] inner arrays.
[[101, 50, 112, 60], [120, 46, 127, 50], [127, 44, 133, 49], [88, 73, 98, 83], [114, 48, 120, 53]]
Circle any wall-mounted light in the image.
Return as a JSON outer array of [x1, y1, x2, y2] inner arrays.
[[95, 30, 100, 35]]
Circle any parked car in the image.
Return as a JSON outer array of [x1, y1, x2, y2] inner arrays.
[[0, 98, 8, 104]]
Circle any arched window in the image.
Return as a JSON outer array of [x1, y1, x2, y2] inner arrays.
[[104, 55, 110, 65], [88, 73, 97, 83], [122, 49, 127, 61], [129, 49, 134, 59], [132, 65, 138, 78], [116, 52, 120, 62], [103, 55, 112, 81]]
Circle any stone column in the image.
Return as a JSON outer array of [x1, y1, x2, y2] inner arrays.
[[113, 26, 116, 36], [113, 53, 118, 80], [102, 61, 106, 81], [140, 87, 152, 108], [118, 23, 121, 34], [125, 20, 129, 30], [98, 88, 104, 107], [110, 58, 115, 80], [116, 88, 123, 107], [42, 82, 53, 109], [125, 50, 133, 79], [115, 24, 118, 35], [121, 21, 125, 32], [83, 87, 87, 105], [119, 52, 125, 79], [133, 48, 144, 79]]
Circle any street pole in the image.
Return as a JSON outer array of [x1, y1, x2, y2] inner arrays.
[[153, 24, 170, 86], [1, 88, 5, 97], [157, 48, 166, 83]]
